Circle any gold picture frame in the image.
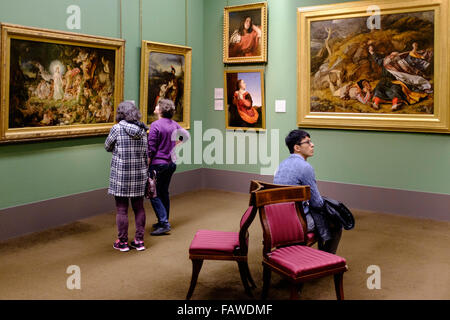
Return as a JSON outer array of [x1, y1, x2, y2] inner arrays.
[[0, 23, 125, 143], [297, 0, 450, 133], [139, 41, 191, 129], [224, 69, 266, 131], [223, 2, 268, 64]]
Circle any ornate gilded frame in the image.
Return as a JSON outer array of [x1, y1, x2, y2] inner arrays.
[[139, 40, 191, 129], [297, 0, 450, 133], [223, 2, 268, 64], [0, 23, 125, 143], [224, 68, 266, 131]]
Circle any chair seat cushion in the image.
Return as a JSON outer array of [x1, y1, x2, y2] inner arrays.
[[268, 245, 346, 278], [189, 229, 239, 255]]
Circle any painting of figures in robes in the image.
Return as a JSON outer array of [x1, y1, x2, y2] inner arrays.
[[297, 0, 450, 133], [309, 11, 434, 114], [0, 23, 124, 143]]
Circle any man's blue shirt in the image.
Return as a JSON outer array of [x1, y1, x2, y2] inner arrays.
[[273, 153, 324, 231]]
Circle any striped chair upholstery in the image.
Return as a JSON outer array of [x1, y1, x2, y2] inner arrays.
[[265, 202, 305, 247], [268, 245, 346, 278], [189, 230, 239, 255], [256, 185, 348, 300]]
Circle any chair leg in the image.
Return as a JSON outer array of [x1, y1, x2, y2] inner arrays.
[[290, 283, 299, 300], [261, 264, 271, 300], [243, 261, 257, 289], [186, 259, 203, 300], [333, 272, 344, 300], [237, 261, 254, 297]]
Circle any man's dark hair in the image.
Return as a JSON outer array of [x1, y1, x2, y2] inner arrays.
[[285, 129, 310, 154]]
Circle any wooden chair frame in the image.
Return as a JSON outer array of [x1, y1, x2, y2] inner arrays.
[[255, 185, 347, 300], [186, 181, 263, 299]]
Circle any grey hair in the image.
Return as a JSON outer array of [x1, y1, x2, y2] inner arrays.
[[158, 99, 176, 118], [115, 100, 141, 122]]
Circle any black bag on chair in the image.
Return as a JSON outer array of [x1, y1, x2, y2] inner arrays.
[[322, 197, 355, 230], [145, 170, 157, 199]]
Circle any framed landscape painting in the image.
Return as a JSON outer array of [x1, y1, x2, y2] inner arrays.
[[139, 41, 191, 129], [297, 0, 450, 133], [0, 23, 125, 143], [223, 2, 268, 64], [224, 69, 265, 131]]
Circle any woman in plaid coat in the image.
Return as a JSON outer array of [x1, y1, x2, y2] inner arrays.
[[105, 101, 149, 252]]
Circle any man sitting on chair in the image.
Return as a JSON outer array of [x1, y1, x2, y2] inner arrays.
[[274, 129, 342, 254]]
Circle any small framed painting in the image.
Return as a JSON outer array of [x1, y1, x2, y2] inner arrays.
[[139, 41, 191, 129], [223, 2, 268, 64], [224, 69, 265, 130]]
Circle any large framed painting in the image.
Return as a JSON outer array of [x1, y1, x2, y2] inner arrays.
[[0, 23, 125, 143], [223, 2, 268, 64], [224, 69, 265, 131], [139, 41, 191, 129], [297, 0, 450, 133]]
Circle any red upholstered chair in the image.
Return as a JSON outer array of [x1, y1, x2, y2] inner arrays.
[[255, 185, 348, 300], [186, 181, 262, 299], [251, 181, 318, 246]]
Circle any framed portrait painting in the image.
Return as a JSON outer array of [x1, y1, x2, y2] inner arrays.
[[297, 0, 450, 133], [224, 69, 265, 131], [139, 41, 191, 129], [0, 23, 125, 143], [223, 2, 267, 64]]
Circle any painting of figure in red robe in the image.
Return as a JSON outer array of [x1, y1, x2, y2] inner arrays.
[[225, 70, 265, 130], [224, 3, 267, 63]]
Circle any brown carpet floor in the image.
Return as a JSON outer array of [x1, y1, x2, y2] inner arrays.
[[0, 189, 449, 300]]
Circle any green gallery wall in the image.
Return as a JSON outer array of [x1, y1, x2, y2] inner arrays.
[[0, 0, 449, 212], [0, 0, 203, 209]]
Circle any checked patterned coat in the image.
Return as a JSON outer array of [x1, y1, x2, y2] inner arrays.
[[105, 120, 149, 197]]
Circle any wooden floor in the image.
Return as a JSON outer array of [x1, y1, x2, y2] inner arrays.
[[0, 189, 449, 300]]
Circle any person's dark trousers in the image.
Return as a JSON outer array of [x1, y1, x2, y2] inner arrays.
[[115, 196, 146, 242], [318, 227, 342, 254], [149, 162, 176, 228]]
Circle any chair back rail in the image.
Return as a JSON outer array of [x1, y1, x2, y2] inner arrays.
[[254, 185, 310, 208]]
